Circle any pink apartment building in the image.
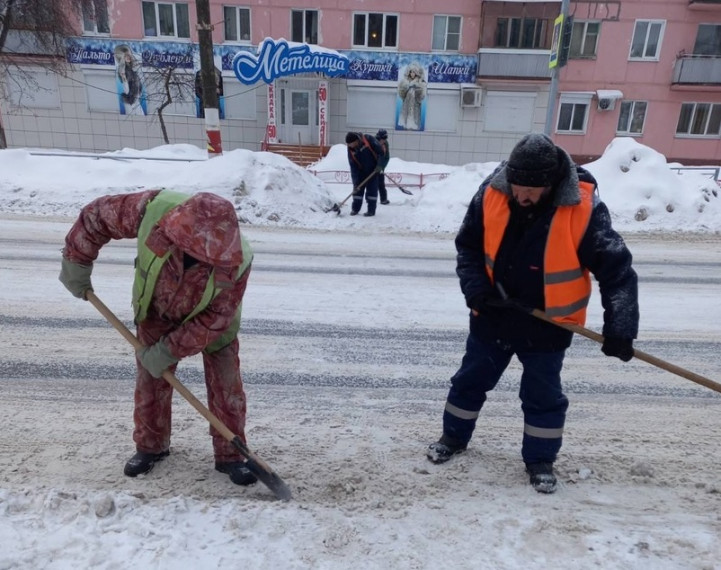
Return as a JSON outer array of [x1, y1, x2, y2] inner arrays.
[[0, 0, 719, 165]]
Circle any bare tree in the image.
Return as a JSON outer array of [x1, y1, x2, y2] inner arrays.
[[0, 0, 84, 147], [141, 47, 197, 144]]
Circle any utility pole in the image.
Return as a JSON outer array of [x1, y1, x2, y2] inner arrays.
[[195, 0, 222, 157], [544, 0, 571, 136]]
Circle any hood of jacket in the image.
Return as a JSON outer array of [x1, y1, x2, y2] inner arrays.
[[149, 192, 243, 268]]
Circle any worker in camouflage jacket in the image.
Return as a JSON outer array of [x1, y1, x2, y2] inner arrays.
[[59, 190, 257, 486]]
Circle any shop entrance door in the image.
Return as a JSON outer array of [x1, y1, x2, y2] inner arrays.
[[280, 88, 317, 144]]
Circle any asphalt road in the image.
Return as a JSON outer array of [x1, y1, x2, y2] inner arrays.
[[1, 218, 720, 401]]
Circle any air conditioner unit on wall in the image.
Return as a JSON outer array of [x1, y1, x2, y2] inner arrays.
[[597, 97, 616, 111], [596, 89, 623, 112], [461, 87, 482, 108]]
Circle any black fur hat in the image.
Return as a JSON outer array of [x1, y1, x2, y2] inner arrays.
[[505, 134, 561, 187], [376, 129, 388, 140]]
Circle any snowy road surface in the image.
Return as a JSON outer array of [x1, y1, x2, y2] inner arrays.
[[1, 217, 721, 569]]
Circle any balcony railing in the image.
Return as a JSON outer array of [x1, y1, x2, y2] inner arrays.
[[672, 54, 721, 85], [477, 48, 553, 80]]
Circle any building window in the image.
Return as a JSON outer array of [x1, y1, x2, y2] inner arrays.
[[82, 0, 110, 34], [432, 15, 461, 51], [142, 2, 190, 39], [617, 101, 647, 135], [557, 94, 591, 133], [676, 102, 721, 136], [224, 6, 251, 42], [353, 13, 398, 48], [291, 10, 318, 44], [569, 21, 599, 58], [495, 18, 548, 49], [629, 20, 664, 60], [693, 24, 721, 56]]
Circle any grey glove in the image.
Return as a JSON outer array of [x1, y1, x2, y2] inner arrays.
[[59, 258, 93, 299], [136, 341, 179, 378]]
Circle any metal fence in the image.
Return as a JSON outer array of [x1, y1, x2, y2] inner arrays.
[[669, 166, 721, 187], [307, 170, 452, 189]]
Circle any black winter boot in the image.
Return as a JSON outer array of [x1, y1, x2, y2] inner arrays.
[[215, 461, 258, 486], [426, 434, 467, 464], [124, 450, 169, 477], [526, 462, 557, 494], [363, 211, 375, 217]]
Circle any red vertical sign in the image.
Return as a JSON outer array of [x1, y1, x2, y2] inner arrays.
[[318, 81, 328, 147], [266, 83, 277, 143]]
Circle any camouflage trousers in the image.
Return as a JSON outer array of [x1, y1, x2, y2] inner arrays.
[[134, 323, 247, 462]]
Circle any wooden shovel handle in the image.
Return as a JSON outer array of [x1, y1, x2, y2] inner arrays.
[[85, 290, 292, 501], [529, 308, 721, 395]]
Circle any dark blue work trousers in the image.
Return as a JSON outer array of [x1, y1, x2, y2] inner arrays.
[[442, 325, 569, 464], [352, 175, 379, 215]]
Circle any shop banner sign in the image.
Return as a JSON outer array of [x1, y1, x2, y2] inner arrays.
[[233, 38, 349, 85]]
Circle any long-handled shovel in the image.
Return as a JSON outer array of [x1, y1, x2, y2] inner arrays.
[[324, 170, 378, 215], [384, 172, 413, 195], [86, 291, 293, 501], [495, 285, 721, 395]]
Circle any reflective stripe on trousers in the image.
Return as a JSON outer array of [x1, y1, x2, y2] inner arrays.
[[442, 319, 568, 463]]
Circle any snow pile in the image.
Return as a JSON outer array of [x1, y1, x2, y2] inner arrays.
[[584, 137, 720, 231], [0, 137, 719, 234]]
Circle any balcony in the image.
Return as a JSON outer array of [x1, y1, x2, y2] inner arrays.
[[672, 54, 721, 85], [477, 48, 552, 81], [689, 0, 721, 10]]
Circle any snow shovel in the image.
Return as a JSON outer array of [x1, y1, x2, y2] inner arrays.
[[384, 172, 413, 195], [324, 170, 379, 215], [494, 284, 721, 395], [86, 291, 293, 501]]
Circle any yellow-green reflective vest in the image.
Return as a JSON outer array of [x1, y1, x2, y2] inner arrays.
[[132, 190, 253, 353]]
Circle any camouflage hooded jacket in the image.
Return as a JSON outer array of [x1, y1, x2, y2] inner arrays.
[[62, 190, 250, 358]]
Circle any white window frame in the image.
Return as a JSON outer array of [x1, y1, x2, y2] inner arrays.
[[556, 92, 592, 134], [223, 6, 251, 43], [432, 15, 461, 51], [81, 0, 110, 35], [569, 20, 600, 58], [291, 9, 319, 44], [629, 20, 665, 61], [616, 100, 647, 135], [352, 12, 399, 49], [142, 2, 191, 39], [675, 102, 721, 137]]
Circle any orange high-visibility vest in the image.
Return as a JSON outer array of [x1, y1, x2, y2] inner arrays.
[[482, 181, 594, 325]]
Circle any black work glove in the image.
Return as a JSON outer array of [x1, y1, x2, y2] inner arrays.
[[601, 337, 634, 362], [468, 294, 528, 316]]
